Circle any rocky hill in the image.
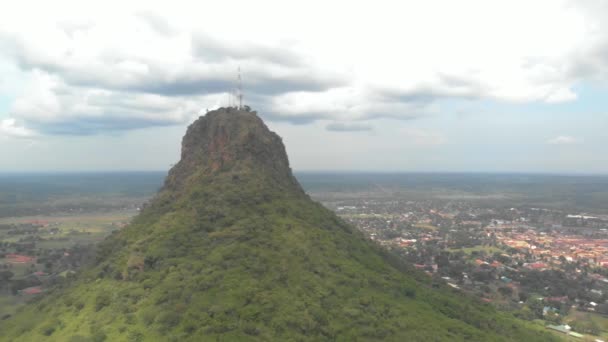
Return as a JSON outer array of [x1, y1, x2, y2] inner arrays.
[[0, 108, 556, 341]]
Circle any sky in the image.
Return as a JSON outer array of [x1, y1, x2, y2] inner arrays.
[[1, 0, 607, 173]]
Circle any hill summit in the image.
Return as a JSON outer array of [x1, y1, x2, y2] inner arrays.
[[162, 108, 304, 195], [0, 108, 555, 341]]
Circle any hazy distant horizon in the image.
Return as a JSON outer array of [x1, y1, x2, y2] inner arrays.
[[3, 170, 608, 177], [2, 171, 608, 215]]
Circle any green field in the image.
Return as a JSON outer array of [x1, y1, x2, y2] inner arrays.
[[413, 223, 439, 231], [448, 245, 503, 255], [0, 211, 137, 226], [564, 310, 608, 340], [0, 295, 26, 318], [340, 213, 394, 219], [0, 211, 137, 248]]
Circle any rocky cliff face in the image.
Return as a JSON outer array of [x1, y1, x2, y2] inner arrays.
[[162, 107, 304, 196]]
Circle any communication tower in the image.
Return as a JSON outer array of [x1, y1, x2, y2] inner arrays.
[[237, 67, 243, 109]]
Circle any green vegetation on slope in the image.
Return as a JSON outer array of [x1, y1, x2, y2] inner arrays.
[[0, 174, 556, 341]]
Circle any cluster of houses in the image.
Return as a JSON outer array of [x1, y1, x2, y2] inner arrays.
[[496, 230, 608, 267], [4, 253, 35, 264]]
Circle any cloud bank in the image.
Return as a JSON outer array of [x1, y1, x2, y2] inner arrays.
[[0, 1, 607, 136], [0, 118, 34, 138]]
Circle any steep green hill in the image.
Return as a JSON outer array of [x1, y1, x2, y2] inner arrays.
[[0, 108, 556, 341]]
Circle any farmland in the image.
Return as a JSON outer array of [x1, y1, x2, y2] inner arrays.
[[0, 210, 137, 318]]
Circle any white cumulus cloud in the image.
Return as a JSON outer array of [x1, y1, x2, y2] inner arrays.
[[0, 118, 35, 138], [547, 135, 581, 145]]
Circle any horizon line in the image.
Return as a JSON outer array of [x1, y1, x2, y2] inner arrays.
[[1, 170, 608, 177]]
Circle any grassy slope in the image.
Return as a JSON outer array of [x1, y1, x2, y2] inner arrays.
[[0, 172, 558, 342]]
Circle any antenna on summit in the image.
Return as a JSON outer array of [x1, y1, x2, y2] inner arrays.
[[225, 67, 244, 110], [237, 67, 243, 110]]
